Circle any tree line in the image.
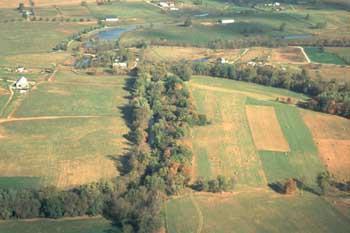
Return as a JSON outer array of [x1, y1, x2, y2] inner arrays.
[[191, 62, 350, 118]]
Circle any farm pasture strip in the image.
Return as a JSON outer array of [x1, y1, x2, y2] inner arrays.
[[255, 103, 325, 185], [246, 105, 290, 152], [189, 81, 267, 187]]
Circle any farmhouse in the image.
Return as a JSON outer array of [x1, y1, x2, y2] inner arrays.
[[219, 19, 235, 24], [104, 17, 119, 22], [13, 76, 29, 90]]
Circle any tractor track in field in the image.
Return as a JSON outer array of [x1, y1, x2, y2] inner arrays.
[[190, 194, 204, 233]]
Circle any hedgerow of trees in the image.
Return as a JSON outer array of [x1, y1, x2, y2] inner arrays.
[[191, 62, 350, 118]]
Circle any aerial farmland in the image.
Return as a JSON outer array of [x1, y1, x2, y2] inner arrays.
[[0, 0, 349, 232]]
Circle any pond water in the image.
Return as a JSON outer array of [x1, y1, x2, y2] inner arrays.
[[96, 26, 136, 40], [276, 34, 313, 40]]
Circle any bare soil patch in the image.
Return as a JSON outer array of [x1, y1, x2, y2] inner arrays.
[[0, 87, 9, 96], [270, 47, 307, 64], [246, 105, 290, 152], [316, 139, 350, 181]]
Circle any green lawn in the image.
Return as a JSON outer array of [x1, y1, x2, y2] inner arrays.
[[166, 192, 350, 233], [0, 217, 118, 233], [304, 47, 347, 65]]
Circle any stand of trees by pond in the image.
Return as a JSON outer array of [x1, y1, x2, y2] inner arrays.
[[191, 62, 350, 118]]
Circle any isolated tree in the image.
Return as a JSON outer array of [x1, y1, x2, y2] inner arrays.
[[184, 17, 192, 27], [317, 171, 331, 195], [17, 3, 25, 11], [284, 178, 297, 194], [279, 22, 287, 32]]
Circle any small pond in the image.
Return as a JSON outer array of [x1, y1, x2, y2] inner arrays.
[[96, 26, 136, 40]]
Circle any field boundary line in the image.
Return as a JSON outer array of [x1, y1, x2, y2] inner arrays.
[[233, 48, 249, 63], [0, 115, 103, 124], [190, 194, 203, 233]]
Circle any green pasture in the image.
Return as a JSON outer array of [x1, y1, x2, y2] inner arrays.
[[87, 2, 167, 23], [14, 74, 129, 117], [0, 217, 117, 233], [190, 87, 265, 186], [251, 102, 325, 186], [166, 191, 350, 233], [0, 177, 41, 189], [189, 76, 321, 188], [0, 116, 127, 186], [304, 47, 347, 65], [0, 22, 89, 56]]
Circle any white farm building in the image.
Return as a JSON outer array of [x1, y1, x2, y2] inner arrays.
[[219, 19, 235, 24], [14, 77, 29, 90]]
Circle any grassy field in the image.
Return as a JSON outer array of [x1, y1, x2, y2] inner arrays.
[[257, 104, 325, 187], [0, 22, 89, 56], [166, 191, 350, 233], [0, 217, 117, 233], [188, 76, 311, 187], [0, 72, 129, 188], [326, 47, 350, 64], [14, 73, 127, 117], [304, 47, 347, 65]]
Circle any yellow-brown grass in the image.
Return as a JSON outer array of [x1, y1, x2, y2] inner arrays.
[[55, 158, 117, 188], [303, 111, 350, 181], [246, 105, 290, 152], [4, 52, 71, 68], [144, 46, 241, 62], [0, 0, 97, 8], [305, 64, 350, 82], [315, 139, 350, 181]]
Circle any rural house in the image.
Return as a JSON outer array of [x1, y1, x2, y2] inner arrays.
[[219, 19, 235, 24], [13, 76, 29, 90]]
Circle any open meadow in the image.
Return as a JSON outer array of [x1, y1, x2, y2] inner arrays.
[[166, 191, 350, 233], [0, 71, 130, 188], [0, 217, 115, 233]]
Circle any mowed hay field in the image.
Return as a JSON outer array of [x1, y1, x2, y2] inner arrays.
[[303, 111, 350, 181], [166, 191, 350, 233], [188, 76, 309, 187], [246, 105, 290, 152], [189, 76, 326, 188], [0, 72, 130, 188], [0, 217, 114, 233]]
